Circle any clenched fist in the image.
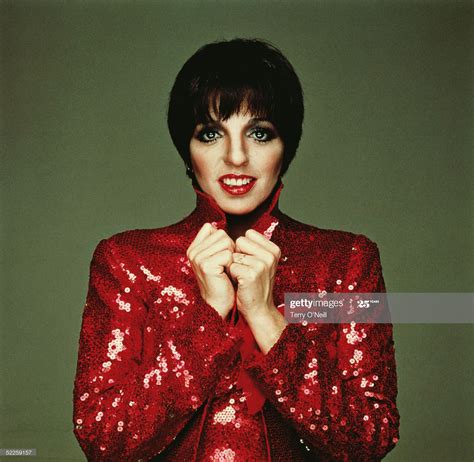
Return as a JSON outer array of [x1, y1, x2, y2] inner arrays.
[[188, 222, 283, 324], [186, 223, 236, 319], [229, 229, 281, 318]]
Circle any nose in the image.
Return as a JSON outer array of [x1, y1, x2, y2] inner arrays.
[[224, 134, 249, 168]]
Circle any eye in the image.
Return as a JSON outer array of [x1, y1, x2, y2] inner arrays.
[[249, 127, 276, 143], [196, 128, 221, 144]]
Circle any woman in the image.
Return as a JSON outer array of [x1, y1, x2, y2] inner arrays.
[[73, 38, 400, 461]]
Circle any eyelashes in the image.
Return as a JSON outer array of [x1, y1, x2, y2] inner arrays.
[[195, 126, 277, 144], [196, 128, 220, 144], [250, 127, 276, 143]]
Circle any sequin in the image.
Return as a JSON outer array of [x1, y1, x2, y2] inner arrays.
[[107, 329, 126, 360], [140, 265, 161, 282], [210, 447, 236, 462], [119, 263, 136, 282], [73, 183, 399, 461], [345, 322, 367, 345], [213, 405, 236, 425], [263, 220, 279, 239]]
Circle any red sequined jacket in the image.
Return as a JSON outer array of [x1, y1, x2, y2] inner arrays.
[[73, 180, 400, 461]]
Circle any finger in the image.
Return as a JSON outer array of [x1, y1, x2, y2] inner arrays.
[[229, 261, 246, 284], [195, 239, 234, 264], [207, 249, 234, 272], [229, 259, 263, 283], [244, 229, 281, 258], [189, 227, 230, 261], [191, 222, 216, 248], [192, 229, 234, 259], [234, 237, 275, 267], [198, 249, 234, 276], [232, 253, 265, 270]]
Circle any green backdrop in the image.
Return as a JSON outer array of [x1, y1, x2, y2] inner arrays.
[[1, 1, 472, 461]]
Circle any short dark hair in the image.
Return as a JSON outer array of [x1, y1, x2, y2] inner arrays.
[[167, 38, 304, 180]]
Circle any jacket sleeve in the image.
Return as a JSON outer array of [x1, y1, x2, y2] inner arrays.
[[73, 238, 243, 461], [243, 235, 400, 462]]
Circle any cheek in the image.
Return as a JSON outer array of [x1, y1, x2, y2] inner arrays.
[[261, 149, 284, 174], [190, 152, 214, 177], [189, 144, 204, 170]]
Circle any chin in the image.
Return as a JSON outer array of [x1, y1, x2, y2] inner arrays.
[[220, 204, 256, 215], [218, 198, 259, 215]]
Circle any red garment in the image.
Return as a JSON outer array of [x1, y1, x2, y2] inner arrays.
[[73, 179, 400, 461]]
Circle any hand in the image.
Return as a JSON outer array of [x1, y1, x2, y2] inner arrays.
[[186, 223, 236, 319], [229, 229, 281, 320]]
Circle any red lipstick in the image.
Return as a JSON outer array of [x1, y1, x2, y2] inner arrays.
[[218, 174, 257, 196]]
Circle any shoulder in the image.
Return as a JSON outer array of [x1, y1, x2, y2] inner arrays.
[[280, 213, 380, 258], [280, 215, 385, 292], [90, 219, 190, 263]]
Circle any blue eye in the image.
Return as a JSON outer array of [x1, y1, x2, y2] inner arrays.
[[195, 125, 276, 144], [250, 127, 275, 143], [197, 129, 221, 143]]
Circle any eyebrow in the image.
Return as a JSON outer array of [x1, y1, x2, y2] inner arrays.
[[196, 117, 274, 129]]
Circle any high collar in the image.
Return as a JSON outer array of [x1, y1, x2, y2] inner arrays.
[[190, 178, 285, 236], [189, 178, 285, 418]]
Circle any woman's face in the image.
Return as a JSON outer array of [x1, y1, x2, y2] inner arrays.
[[189, 111, 284, 216]]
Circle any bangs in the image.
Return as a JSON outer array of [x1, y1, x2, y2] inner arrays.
[[191, 75, 278, 125], [167, 38, 304, 179]]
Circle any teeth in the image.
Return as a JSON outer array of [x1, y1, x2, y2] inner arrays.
[[222, 177, 253, 186]]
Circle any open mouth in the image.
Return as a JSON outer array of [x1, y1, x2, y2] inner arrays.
[[219, 176, 257, 195]]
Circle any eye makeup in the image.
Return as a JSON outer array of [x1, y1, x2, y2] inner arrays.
[[194, 119, 279, 144]]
